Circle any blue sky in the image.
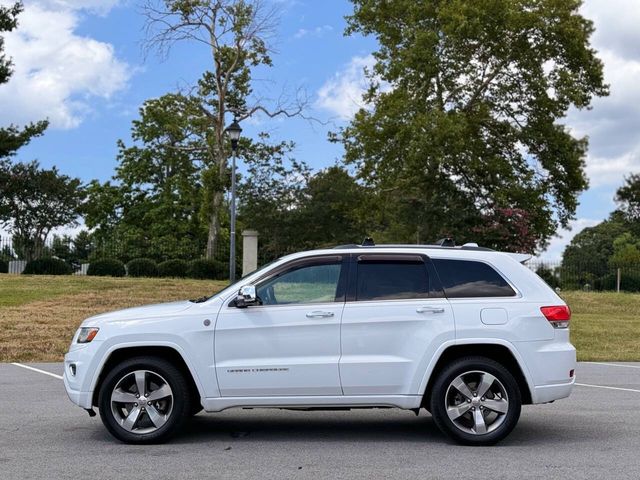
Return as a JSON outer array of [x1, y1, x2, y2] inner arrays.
[[2, 0, 640, 260]]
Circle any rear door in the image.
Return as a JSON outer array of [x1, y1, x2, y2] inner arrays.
[[339, 253, 455, 395]]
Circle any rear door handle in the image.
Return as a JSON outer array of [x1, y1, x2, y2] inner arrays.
[[306, 311, 335, 318], [416, 306, 445, 314]]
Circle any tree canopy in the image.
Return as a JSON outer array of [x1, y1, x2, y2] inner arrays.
[[0, 2, 48, 160], [562, 174, 640, 278], [84, 94, 207, 261], [0, 161, 84, 260], [142, 0, 309, 258], [339, 0, 608, 252], [615, 173, 640, 226]]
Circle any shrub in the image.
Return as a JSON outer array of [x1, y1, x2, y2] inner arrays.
[[158, 259, 189, 278], [535, 265, 559, 289], [187, 258, 228, 280], [22, 258, 72, 275], [126, 258, 158, 277], [0, 259, 8, 273], [595, 271, 640, 292], [87, 258, 126, 277]]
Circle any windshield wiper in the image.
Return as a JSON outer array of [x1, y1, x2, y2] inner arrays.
[[189, 295, 210, 303]]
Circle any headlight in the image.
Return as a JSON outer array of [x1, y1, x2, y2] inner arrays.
[[77, 327, 99, 343]]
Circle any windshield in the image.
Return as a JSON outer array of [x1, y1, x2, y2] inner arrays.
[[191, 257, 284, 303]]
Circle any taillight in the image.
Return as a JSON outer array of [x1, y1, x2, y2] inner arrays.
[[540, 305, 571, 329]]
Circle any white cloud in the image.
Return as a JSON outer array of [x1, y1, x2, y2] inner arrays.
[[294, 24, 333, 39], [565, 1, 640, 187], [0, 0, 131, 129], [536, 218, 601, 262], [582, 0, 640, 63], [315, 54, 375, 120], [38, 0, 122, 14]]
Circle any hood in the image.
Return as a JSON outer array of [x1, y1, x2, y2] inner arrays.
[[82, 300, 195, 326]]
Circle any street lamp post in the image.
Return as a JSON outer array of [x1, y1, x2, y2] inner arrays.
[[226, 118, 242, 282]]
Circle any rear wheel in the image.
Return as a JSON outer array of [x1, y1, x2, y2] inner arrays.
[[429, 356, 521, 445], [98, 356, 192, 444]]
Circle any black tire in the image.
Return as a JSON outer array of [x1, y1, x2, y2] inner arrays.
[[98, 356, 192, 444], [429, 356, 521, 446]]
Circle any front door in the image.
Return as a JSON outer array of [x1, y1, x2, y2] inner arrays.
[[215, 255, 348, 397]]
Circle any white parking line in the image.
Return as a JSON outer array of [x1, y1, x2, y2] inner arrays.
[[11, 362, 63, 380], [576, 383, 640, 393], [8, 363, 639, 395], [583, 362, 640, 370]]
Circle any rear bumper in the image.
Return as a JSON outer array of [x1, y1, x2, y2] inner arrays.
[[514, 336, 576, 404], [531, 377, 575, 404]]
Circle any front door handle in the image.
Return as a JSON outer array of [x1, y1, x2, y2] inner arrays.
[[306, 311, 335, 318], [416, 306, 445, 314]]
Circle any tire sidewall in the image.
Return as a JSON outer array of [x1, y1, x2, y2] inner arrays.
[[98, 357, 191, 444], [430, 357, 522, 445]]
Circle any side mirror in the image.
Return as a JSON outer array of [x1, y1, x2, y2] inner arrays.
[[235, 285, 258, 308]]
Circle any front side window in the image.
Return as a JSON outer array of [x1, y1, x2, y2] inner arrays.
[[356, 256, 437, 301], [432, 259, 516, 298], [256, 260, 342, 305]]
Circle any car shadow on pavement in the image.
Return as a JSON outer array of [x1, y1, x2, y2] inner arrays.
[[84, 409, 607, 447], [175, 411, 444, 444]]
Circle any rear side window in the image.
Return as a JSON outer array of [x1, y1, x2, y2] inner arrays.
[[432, 259, 516, 298], [356, 255, 442, 301]]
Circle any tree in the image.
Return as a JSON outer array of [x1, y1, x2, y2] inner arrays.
[[0, 161, 84, 261], [84, 95, 207, 261], [72, 230, 94, 262], [340, 0, 608, 252], [615, 173, 640, 225], [562, 212, 629, 277], [0, 2, 48, 160], [609, 232, 640, 269], [142, 0, 310, 258], [238, 134, 310, 259], [299, 166, 368, 247], [472, 208, 540, 253]]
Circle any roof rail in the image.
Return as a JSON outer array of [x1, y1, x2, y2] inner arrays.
[[434, 237, 455, 247], [332, 243, 494, 252]]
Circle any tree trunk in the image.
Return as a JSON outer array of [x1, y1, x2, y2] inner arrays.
[[206, 189, 224, 259]]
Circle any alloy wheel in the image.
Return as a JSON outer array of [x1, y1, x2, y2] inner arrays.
[[444, 370, 509, 435], [110, 370, 174, 434]]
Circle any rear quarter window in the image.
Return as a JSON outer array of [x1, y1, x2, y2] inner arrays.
[[432, 259, 516, 298]]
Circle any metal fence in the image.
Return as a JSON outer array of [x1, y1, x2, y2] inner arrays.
[[0, 235, 288, 275], [4, 235, 639, 291], [0, 235, 237, 262], [526, 261, 640, 293]]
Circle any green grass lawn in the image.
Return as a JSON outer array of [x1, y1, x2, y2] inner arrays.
[[0, 274, 226, 362], [560, 291, 640, 362], [0, 274, 638, 362]]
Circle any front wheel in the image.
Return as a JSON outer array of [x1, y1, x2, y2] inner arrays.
[[98, 356, 192, 444], [429, 356, 521, 445]]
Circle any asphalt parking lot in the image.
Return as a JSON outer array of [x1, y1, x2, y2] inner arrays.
[[1, 362, 638, 479]]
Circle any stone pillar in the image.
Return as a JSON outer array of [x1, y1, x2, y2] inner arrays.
[[242, 230, 259, 277], [8, 260, 27, 274]]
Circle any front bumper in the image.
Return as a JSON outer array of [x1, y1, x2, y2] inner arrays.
[[63, 373, 94, 409], [63, 341, 102, 409]]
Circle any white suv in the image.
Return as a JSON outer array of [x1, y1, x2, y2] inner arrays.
[[64, 242, 576, 445]]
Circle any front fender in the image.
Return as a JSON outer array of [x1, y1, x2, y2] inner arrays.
[[83, 329, 218, 403]]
